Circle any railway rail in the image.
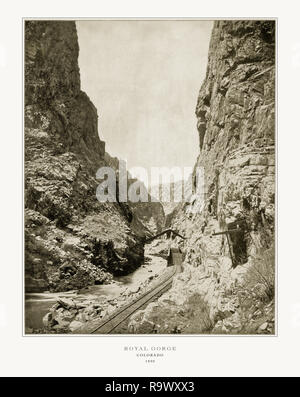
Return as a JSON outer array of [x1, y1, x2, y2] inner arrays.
[[74, 254, 182, 334]]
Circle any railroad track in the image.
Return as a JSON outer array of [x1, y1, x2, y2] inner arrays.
[[74, 264, 178, 334]]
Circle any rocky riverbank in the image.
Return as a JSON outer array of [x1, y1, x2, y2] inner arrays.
[[26, 247, 168, 334]]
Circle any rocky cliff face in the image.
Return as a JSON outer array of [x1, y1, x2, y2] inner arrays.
[[25, 21, 163, 292], [104, 153, 165, 235], [130, 21, 275, 334]]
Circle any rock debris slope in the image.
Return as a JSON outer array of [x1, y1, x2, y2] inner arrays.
[[25, 21, 164, 293], [130, 21, 275, 334]]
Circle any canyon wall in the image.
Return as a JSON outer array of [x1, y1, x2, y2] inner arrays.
[[131, 20, 275, 334], [24, 21, 163, 292], [104, 152, 165, 235]]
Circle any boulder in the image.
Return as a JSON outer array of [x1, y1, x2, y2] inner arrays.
[[42, 312, 53, 327], [130, 286, 140, 294], [69, 320, 83, 332], [258, 322, 268, 331], [57, 298, 77, 310]]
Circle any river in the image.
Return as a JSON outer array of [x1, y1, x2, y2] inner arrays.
[[25, 254, 166, 330]]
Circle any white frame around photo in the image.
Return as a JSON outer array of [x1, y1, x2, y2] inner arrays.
[[0, 0, 299, 378]]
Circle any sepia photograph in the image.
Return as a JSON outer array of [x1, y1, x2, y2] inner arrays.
[[24, 18, 276, 336]]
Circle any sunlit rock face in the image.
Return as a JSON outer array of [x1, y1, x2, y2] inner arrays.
[[177, 20, 275, 260], [195, 21, 275, 217], [131, 21, 275, 334], [173, 20, 276, 255], [24, 21, 149, 292]]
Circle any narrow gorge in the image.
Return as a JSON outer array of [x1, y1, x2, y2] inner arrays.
[[24, 20, 275, 335]]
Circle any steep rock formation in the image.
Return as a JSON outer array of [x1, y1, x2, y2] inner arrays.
[[104, 153, 165, 235], [131, 20, 275, 334], [151, 180, 186, 221], [24, 21, 152, 292]]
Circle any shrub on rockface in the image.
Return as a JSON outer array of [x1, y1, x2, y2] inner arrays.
[[90, 237, 144, 276], [25, 232, 59, 275], [183, 293, 214, 334], [222, 243, 276, 334], [25, 184, 72, 228], [242, 244, 275, 303], [123, 238, 145, 274], [49, 265, 110, 292], [91, 239, 122, 274]]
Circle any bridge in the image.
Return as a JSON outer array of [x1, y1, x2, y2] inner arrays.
[[144, 228, 186, 243]]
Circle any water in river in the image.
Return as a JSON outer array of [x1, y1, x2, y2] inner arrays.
[[25, 255, 166, 330]]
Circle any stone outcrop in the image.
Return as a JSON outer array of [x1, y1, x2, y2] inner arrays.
[[131, 20, 275, 334], [25, 21, 163, 293]]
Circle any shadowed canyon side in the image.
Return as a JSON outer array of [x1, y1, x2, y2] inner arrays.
[[130, 21, 275, 334], [24, 21, 164, 295]]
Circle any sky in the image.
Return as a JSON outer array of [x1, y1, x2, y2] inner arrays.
[[76, 20, 213, 182]]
